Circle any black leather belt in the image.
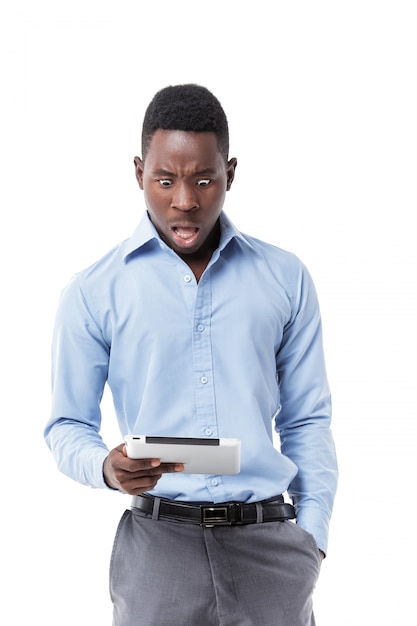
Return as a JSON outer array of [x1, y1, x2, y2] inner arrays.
[[131, 494, 296, 527]]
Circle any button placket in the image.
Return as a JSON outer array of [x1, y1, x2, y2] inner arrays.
[[192, 274, 218, 446]]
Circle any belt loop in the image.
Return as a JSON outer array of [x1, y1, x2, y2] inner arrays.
[[152, 497, 161, 520], [255, 502, 263, 523]]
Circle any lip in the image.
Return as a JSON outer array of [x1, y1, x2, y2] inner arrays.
[[171, 225, 200, 249]]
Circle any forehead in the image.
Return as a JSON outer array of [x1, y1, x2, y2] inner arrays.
[[144, 129, 224, 169]]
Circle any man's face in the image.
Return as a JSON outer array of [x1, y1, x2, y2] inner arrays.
[[134, 130, 237, 262]]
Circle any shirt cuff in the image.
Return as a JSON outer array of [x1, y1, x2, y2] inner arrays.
[[295, 505, 330, 556]]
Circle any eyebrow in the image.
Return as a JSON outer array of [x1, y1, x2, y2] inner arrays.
[[152, 168, 217, 177]]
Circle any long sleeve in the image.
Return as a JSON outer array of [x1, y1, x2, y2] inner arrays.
[[276, 262, 338, 553], [44, 275, 111, 488]]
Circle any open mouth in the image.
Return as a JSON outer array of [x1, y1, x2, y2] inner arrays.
[[172, 226, 200, 247]]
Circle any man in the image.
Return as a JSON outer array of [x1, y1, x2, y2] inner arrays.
[[45, 84, 338, 625]]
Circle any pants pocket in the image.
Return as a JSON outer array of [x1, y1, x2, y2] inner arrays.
[[109, 509, 130, 603]]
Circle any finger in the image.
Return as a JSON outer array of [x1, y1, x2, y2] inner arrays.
[[160, 462, 185, 473], [119, 471, 166, 495], [121, 464, 179, 481], [123, 458, 162, 473], [116, 463, 184, 493]]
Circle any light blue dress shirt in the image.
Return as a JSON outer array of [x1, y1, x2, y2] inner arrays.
[[45, 211, 338, 552]]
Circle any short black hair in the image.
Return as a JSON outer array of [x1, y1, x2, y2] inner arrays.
[[141, 84, 229, 160]]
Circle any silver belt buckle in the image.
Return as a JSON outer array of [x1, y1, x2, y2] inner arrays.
[[200, 503, 242, 527]]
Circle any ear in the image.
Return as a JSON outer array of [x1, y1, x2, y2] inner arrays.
[[226, 157, 237, 191], [133, 156, 145, 190]]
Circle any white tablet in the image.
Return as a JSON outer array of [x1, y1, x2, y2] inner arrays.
[[124, 435, 241, 475]]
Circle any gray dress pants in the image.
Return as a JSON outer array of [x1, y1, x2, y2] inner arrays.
[[110, 507, 321, 626]]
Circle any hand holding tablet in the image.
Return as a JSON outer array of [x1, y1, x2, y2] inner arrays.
[[124, 435, 241, 475]]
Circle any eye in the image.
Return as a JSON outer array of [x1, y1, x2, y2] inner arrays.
[[157, 179, 173, 188], [197, 179, 212, 187]]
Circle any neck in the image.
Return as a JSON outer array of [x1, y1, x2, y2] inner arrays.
[[178, 222, 220, 282]]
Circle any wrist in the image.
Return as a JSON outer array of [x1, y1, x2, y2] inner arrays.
[[102, 456, 119, 490]]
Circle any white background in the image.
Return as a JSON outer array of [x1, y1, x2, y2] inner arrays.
[[1, 1, 416, 624]]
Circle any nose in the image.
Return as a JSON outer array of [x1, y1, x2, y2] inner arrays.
[[171, 181, 199, 211]]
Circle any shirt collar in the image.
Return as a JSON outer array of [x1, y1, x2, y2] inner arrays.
[[122, 212, 160, 260], [123, 211, 252, 261]]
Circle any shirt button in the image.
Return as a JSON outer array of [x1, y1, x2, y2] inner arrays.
[[205, 428, 213, 436], [184, 275, 192, 283], [211, 479, 218, 486], [197, 324, 204, 332], [200, 376, 208, 384]]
